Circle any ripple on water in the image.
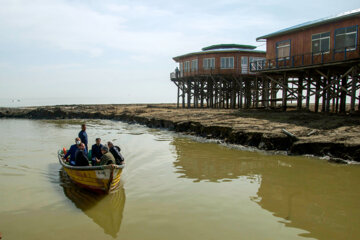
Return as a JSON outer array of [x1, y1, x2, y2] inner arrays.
[[1, 119, 360, 240]]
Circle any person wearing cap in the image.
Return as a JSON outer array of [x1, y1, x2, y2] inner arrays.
[[63, 137, 81, 166], [78, 124, 88, 150], [97, 146, 115, 166], [91, 138, 103, 166], [75, 143, 90, 166]]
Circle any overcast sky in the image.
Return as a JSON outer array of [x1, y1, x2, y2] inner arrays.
[[0, 0, 359, 105]]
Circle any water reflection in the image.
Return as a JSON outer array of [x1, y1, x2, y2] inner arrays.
[[59, 169, 126, 238], [255, 162, 360, 240], [172, 138, 269, 182], [171, 137, 360, 240]]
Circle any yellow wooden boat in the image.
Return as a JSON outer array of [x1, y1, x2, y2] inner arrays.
[[58, 150, 124, 193], [59, 169, 125, 237]]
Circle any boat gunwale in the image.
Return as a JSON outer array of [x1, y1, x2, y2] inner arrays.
[[58, 150, 125, 171]]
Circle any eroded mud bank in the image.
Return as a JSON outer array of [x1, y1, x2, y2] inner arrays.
[[1, 104, 359, 162]]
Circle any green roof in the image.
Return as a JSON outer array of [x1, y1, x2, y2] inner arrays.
[[202, 44, 257, 51], [173, 44, 265, 61]]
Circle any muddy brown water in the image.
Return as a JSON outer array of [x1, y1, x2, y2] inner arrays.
[[0, 119, 359, 240]]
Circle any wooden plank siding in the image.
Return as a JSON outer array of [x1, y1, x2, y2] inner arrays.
[[265, 16, 360, 67], [176, 51, 266, 77], [248, 12, 360, 114]]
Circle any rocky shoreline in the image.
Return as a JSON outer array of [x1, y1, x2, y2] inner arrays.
[[1, 104, 360, 163]]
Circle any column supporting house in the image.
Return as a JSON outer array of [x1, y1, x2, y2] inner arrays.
[[314, 75, 321, 113], [282, 73, 288, 111], [297, 74, 303, 110], [350, 67, 357, 112]]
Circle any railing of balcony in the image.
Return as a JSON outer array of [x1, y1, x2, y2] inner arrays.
[[170, 72, 175, 79], [169, 66, 257, 80], [170, 68, 227, 79], [249, 45, 360, 72]]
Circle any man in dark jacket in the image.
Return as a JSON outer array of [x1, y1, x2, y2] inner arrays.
[[78, 124, 88, 150], [108, 141, 124, 165], [75, 143, 90, 166], [63, 137, 81, 166], [91, 138, 103, 166]]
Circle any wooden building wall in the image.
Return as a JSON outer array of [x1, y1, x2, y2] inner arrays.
[[252, 16, 360, 114], [265, 16, 360, 63], [176, 51, 266, 77]]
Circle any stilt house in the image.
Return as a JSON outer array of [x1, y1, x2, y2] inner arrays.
[[250, 9, 360, 113], [170, 44, 266, 108]]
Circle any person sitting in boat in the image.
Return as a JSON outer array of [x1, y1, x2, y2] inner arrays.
[[78, 124, 88, 150], [63, 137, 81, 166], [91, 138, 103, 166], [97, 146, 115, 166], [75, 143, 90, 166], [108, 141, 124, 165]]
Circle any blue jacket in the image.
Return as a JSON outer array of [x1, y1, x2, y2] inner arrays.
[[64, 144, 78, 165], [91, 143, 103, 160], [78, 130, 88, 148], [64, 144, 88, 166]]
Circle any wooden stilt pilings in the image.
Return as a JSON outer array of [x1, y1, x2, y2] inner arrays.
[[171, 61, 360, 112], [256, 62, 360, 113], [282, 73, 288, 111], [306, 73, 311, 110], [297, 75, 303, 110], [351, 67, 357, 112]]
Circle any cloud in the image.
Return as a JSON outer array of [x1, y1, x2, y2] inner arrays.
[[1, 0, 359, 103], [26, 63, 85, 72], [130, 55, 153, 63], [105, 3, 172, 18], [0, 1, 126, 56], [0, 0, 273, 60], [0, 0, 193, 58]]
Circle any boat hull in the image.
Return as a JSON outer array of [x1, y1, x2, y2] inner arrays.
[[58, 150, 124, 193]]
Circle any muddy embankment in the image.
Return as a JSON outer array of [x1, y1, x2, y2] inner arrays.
[[1, 104, 360, 163]]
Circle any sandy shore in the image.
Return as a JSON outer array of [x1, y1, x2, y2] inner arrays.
[[1, 104, 360, 162]]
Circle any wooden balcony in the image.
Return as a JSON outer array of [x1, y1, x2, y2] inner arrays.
[[170, 68, 257, 81], [250, 46, 360, 73]]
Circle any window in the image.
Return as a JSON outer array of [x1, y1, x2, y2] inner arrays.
[[335, 25, 357, 52], [249, 57, 266, 72], [220, 57, 234, 69], [179, 62, 183, 73], [184, 61, 190, 72], [191, 59, 198, 72], [312, 32, 330, 54], [203, 58, 215, 69], [276, 40, 290, 59]]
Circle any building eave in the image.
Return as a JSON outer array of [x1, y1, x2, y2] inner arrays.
[[173, 49, 266, 62], [256, 8, 360, 41]]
